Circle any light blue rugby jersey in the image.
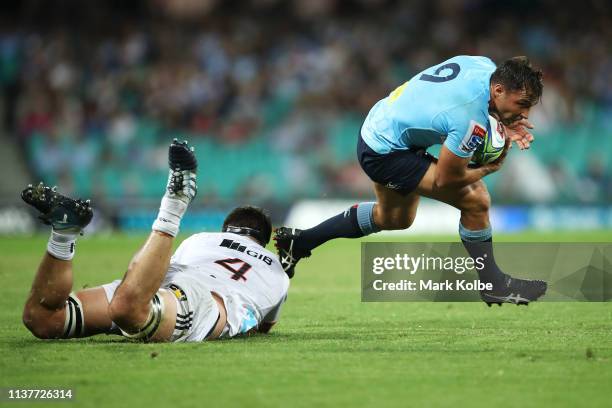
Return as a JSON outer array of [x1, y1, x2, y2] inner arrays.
[[361, 55, 496, 158]]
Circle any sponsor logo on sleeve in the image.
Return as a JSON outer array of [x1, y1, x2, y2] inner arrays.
[[459, 120, 487, 153]]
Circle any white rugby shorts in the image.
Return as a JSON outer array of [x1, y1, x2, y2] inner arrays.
[[102, 275, 220, 342]]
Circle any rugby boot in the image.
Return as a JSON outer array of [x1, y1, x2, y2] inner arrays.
[[481, 274, 547, 306], [166, 138, 198, 204], [273, 227, 311, 279], [21, 182, 93, 234]]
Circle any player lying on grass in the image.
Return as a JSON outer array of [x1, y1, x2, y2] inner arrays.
[[275, 56, 547, 306], [21, 140, 289, 341]]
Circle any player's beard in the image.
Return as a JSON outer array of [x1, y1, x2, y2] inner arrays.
[[488, 108, 519, 127], [501, 114, 522, 126], [488, 108, 503, 123]]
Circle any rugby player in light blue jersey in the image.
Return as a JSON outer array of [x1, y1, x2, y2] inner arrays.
[[275, 56, 547, 306]]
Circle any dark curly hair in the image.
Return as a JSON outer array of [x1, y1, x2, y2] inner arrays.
[[490, 56, 543, 106]]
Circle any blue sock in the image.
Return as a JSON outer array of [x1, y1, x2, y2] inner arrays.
[[459, 223, 506, 287], [295, 202, 380, 252]]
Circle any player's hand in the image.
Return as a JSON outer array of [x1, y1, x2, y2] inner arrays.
[[483, 136, 511, 174], [504, 118, 534, 150]]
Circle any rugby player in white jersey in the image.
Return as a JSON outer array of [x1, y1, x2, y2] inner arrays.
[[21, 139, 289, 342]]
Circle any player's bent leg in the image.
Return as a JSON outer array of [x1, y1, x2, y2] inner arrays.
[[414, 163, 487, 218], [107, 287, 177, 342], [274, 136, 432, 278], [109, 231, 174, 325], [105, 278, 226, 342], [372, 182, 420, 230], [108, 139, 198, 339], [274, 199, 383, 278], [23, 286, 118, 339], [274, 181, 421, 278], [415, 162, 547, 305], [20, 183, 98, 339]]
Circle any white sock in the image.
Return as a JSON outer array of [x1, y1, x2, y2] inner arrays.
[[47, 230, 78, 260], [152, 195, 188, 237]]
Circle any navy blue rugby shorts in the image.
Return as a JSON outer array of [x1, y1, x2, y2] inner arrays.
[[357, 131, 434, 196]]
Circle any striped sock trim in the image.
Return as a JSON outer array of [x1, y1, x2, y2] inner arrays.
[[356, 202, 380, 235], [459, 223, 492, 242]]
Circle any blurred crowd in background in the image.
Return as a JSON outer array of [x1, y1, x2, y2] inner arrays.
[[1, 0, 611, 208]]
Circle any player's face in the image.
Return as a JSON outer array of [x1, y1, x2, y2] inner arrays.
[[490, 84, 534, 126]]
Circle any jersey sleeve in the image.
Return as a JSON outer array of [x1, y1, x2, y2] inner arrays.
[[438, 101, 489, 159]]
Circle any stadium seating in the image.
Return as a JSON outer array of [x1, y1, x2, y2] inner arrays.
[[22, 108, 610, 204], [4, 1, 610, 206]]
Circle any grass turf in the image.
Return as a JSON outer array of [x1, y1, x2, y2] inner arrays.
[[1, 231, 611, 407]]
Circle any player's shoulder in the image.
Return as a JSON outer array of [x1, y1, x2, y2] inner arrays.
[[179, 231, 215, 246], [441, 55, 495, 85], [453, 55, 495, 91], [416, 56, 494, 105], [436, 56, 494, 113], [448, 55, 496, 69], [421, 55, 495, 77]]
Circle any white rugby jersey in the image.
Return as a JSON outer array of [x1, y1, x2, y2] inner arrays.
[[165, 232, 290, 338]]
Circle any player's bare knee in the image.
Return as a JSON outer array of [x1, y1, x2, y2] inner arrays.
[[375, 211, 414, 230], [22, 305, 63, 339], [24, 293, 88, 339], [22, 307, 47, 339], [461, 188, 491, 215], [23, 319, 52, 339]]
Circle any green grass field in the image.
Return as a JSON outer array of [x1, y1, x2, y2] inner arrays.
[[1, 231, 611, 407]]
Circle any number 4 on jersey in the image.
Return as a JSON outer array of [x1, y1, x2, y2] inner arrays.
[[214, 258, 252, 281]]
